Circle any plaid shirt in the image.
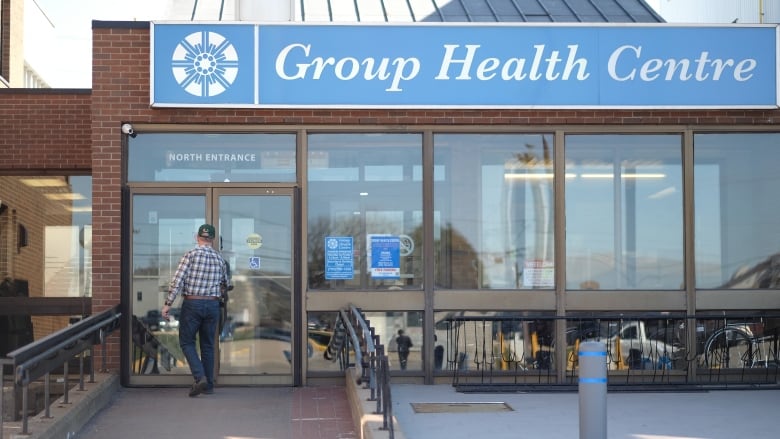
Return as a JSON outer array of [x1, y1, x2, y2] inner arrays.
[[166, 245, 230, 304]]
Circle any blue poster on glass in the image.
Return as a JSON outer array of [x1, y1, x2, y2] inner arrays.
[[325, 236, 354, 280], [370, 235, 401, 279]]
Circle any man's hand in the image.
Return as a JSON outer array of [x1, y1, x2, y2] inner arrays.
[[161, 304, 171, 321]]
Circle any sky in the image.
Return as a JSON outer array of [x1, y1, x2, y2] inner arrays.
[[26, 0, 162, 87], [25, 0, 223, 88]]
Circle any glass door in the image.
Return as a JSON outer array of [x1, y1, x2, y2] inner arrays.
[[128, 188, 296, 386], [215, 188, 295, 385]]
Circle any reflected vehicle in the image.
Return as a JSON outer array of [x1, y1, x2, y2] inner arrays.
[[141, 310, 162, 331], [160, 308, 180, 331], [582, 320, 682, 370], [308, 329, 332, 354]]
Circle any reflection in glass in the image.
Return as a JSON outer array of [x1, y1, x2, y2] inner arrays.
[[565, 317, 687, 371], [131, 195, 205, 376], [128, 133, 296, 183], [565, 135, 683, 290], [218, 194, 293, 376], [695, 315, 779, 369], [434, 311, 556, 372], [306, 311, 341, 372], [694, 133, 780, 289], [307, 311, 423, 372], [0, 176, 92, 357], [307, 134, 423, 290], [0, 176, 92, 297], [434, 134, 554, 289]]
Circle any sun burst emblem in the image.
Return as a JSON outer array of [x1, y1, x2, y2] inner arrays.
[[171, 31, 239, 97]]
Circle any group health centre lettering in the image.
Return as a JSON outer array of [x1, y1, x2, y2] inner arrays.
[[150, 23, 778, 108], [275, 43, 758, 91]]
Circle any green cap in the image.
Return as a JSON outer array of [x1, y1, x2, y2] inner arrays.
[[198, 224, 215, 239]]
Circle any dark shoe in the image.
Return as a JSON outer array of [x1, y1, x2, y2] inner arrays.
[[189, 377, 208, 397], [203, 387, 214, 395]]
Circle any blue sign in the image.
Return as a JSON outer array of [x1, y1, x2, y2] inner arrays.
[[248, 257, 261, 270], [324, 237, 353, 280], [369, 235, 400, 279], [152, 24, 256, 105], [151, 23, 778, 108]]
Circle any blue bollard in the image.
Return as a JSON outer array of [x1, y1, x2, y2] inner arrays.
[[578, 341, 607, 439]]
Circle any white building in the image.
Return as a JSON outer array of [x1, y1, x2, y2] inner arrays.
[[649, 0, 780, 23]]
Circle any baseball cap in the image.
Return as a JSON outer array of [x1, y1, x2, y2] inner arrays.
[[197, 224, 215, 239]]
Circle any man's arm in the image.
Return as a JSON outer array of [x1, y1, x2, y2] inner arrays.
[[162, 252, 190, 320]]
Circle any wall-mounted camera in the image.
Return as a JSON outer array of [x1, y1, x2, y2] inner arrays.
[[121, 123, 136, 138]]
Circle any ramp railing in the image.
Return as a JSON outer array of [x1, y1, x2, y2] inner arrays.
[[438, 312, 780, 392], [324, 304, 394, 438], [0, 305, 121, 438]]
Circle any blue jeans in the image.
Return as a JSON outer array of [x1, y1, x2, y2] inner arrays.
[[179, 299, 220, 389]]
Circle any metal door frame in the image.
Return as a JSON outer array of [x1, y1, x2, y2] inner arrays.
[[124, 186, 301, 387]]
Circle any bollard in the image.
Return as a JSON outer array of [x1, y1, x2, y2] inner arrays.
[[578, 341, 607, 439]]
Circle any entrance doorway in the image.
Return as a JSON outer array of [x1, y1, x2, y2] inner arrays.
[[128, 188, 297, 386]]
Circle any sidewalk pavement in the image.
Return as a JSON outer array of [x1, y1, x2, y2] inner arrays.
[[4, 370, 779, 439], [391, 384, 780, 439]]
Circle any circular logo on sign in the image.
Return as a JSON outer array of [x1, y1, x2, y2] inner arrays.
[[171, 31, 239, 97], [246, 233, 263, 249], [399, 234, 414, 256]]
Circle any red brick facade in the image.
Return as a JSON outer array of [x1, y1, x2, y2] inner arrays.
[[0, 91, 91, 171]]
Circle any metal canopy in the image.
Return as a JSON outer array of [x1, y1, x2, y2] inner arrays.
[[297, 0, 665, 23]]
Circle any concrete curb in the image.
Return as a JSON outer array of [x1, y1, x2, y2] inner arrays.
[[345, 368, 405, 439], [7, 373, 119, 439]]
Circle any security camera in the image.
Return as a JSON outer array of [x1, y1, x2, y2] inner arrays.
[[121, 123, 135, 137]]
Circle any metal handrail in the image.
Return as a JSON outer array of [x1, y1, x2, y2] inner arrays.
[[439, 312, 780, 392], [339, 309, 364, 374], [323, 304, 394, 438], [349, 304, 377, 391], [1, 305, 121, 438]]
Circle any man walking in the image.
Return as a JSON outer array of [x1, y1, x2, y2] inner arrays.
[[162, 224, 231, 397], [396, 329, 413, 370]]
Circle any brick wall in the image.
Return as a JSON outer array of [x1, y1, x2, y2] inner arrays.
[[0, 90, 92, 171]]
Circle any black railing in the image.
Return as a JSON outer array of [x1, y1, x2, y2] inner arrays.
[[325, 304, 394, 438], [0, 305, 121, 437], [439, 312, 780, 392]]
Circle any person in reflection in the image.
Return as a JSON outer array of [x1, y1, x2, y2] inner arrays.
[[396, 329, 413, 370], [162, 223, 231, 397]]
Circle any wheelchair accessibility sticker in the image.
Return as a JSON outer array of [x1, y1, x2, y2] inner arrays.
[[249, 256, 261, 270]]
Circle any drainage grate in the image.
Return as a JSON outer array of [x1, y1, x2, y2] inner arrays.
[[410, 402, 514, 413]]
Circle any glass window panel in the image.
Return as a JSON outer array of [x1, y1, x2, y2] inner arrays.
[[565, 135, 683, 290], [307, 133, 423, 290], [307, 311, 423, 372], [434, 311, 555, 372], [565, 316, 687, 371], [130, 194, 205, 377], [128, 133, 296, 183], [0, 176, 92, 298], [0, 175, 91, 357], [695, 315, 774, 369], [694, 133, 780, 289], [434, 134, 554, 290]]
